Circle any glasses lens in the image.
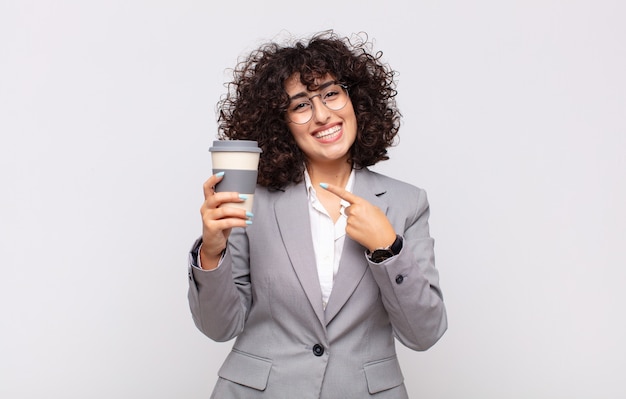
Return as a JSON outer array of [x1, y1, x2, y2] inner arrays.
[[287, 84, 349, 124], [322, 84, 349, 111]]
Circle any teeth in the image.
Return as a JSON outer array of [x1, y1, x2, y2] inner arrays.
[[314, 125, 341, 139]]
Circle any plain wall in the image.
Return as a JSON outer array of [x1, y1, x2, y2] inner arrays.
[[1, 0, 625, 397]]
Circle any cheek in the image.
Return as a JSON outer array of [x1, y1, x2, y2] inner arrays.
[[342, 103, 357, 125], [288, 127, 310, 147], [342, 111, 358, 134]]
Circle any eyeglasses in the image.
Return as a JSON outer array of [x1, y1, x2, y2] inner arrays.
[[286, 82, 349, 125]]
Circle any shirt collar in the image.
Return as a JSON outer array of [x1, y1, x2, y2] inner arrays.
[[304, 167, 355, 209]]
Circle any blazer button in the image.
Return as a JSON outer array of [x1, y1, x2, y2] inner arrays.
[[312, 344, 324, 357], [395, 274, 404, 284]]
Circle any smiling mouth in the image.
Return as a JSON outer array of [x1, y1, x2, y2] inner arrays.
[[314, 125, 341, 140]]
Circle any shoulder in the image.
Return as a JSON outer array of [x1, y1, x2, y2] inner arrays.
[[356, 168, 430, 226], [252, 181, 306, 209], [254, 181, 303, 198], [357, 168, 427, 199]]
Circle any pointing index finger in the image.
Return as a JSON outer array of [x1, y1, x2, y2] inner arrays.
[[203, 171, 225, 199], [320, 182, 359, 204]]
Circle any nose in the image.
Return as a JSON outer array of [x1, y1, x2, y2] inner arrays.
[[311, 96, 331, 123]]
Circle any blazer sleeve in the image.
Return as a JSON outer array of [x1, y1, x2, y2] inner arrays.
[[187, 228, 251, 342], [367, 187, 448, 351]]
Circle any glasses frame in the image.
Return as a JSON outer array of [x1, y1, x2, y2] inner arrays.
[[285, 82, 350, 125]]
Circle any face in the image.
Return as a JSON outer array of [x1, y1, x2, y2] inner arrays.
[[284, 74, 357, 167]]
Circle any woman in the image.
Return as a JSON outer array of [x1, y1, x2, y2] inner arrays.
[[188, 30, 447, 399]]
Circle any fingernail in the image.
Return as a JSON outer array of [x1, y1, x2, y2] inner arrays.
[[216, 171, 225, 177], [319, 183, 329, 189], [239, 194, 248, 200], [245, 220, 253, 225], [246, 211, 254, 218]]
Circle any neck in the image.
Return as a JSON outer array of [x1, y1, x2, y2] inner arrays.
[[306, 160, 353, 188]]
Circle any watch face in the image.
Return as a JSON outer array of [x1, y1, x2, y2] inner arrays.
[[371, 249, 394, 263]]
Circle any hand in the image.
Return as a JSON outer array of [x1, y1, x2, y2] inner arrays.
[[199, 172, 251, 270], [320, 182, 396, 252]]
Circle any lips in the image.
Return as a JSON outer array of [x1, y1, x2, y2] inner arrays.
[[313, 124, 342, 141]]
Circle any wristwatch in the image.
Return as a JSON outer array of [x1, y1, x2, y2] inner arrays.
[[368, 235, 403, 263]]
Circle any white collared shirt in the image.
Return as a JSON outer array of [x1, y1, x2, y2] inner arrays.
[[304, 168, 355, 310]]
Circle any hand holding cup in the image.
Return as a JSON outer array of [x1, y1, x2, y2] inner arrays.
[[199, 140, 262, 270], [200, 172, 253, 270]]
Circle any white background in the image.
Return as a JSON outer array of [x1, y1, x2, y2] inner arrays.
[[1, 1, 625, 398]]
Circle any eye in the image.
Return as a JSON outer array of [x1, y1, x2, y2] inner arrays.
[[290, 100, 311, 113], [322, 88, 341, 102]]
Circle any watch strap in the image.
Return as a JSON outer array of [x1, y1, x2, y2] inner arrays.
[[368, 235, 403, 263]]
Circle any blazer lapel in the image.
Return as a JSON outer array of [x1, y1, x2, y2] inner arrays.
[[274, 182, 326, 326], [324, 168, 389, 325]]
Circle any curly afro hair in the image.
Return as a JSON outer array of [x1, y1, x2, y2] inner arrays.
[[216, 30, 401, 189]]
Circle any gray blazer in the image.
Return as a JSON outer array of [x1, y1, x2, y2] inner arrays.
[[188, 167, 447, 399]]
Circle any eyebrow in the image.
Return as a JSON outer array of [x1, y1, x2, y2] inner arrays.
[[288, 81, 336, 101]]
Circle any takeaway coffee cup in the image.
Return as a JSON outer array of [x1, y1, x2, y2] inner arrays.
[[209, 140, 262, 213]]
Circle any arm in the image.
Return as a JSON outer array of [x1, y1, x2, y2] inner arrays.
[[187, 173, 253, 341], [188, 232, 252, 342], [321, 182, 447, 351], [367, 187, 447, 351]]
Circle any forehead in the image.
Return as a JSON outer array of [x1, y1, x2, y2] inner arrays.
[[284, 73, 335, 95]]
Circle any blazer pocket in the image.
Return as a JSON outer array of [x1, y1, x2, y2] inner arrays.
[[363, 356, 404, 394], [218, 349, 273, 391]]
